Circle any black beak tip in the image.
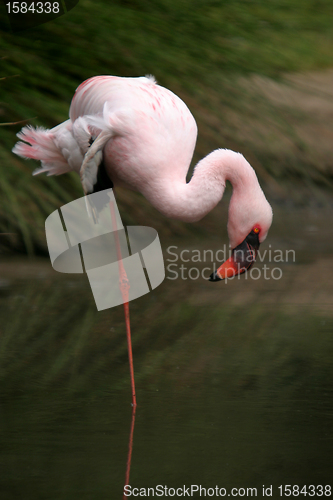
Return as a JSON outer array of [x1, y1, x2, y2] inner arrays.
[[208, 270, 223, 282]]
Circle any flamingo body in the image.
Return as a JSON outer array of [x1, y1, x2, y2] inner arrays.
[[70, 75, 197, 193], [13, 75, 272, 255]]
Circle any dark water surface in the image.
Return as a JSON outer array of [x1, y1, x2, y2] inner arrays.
[[0, 205, 332, 499]]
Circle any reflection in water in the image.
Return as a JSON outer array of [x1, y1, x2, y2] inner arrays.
[[0, 207, 332, 498], [123, 406, 136, 500]]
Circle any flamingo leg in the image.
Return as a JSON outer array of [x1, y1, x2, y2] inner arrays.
[[109, 199, 137, 408]]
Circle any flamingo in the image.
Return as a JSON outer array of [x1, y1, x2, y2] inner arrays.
[[12, 75, 273, 412], [12, 74, 272, 280]]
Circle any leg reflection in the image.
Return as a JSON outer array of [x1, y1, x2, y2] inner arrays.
[[123, 405, 136, 499]]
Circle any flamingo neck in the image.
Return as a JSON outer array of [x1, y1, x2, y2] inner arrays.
[[142, 149, 260, 223]]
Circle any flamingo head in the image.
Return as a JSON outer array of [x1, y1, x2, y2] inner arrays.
[[209, 186, 273, 281]]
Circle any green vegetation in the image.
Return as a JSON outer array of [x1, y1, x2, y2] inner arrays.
[[1, 268, 332, 397], [1, 0, 333, 252]]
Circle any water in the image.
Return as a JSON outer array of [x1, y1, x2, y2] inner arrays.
[[0, 205, 332, 499]]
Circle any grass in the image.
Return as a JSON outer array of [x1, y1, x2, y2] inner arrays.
[[1, 0, 333, 252]]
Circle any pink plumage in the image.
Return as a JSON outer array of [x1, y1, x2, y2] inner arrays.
[[13, 74, 272, 252]]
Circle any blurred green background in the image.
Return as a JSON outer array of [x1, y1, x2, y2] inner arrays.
[[1, 3, 333, 499], [1, 0, 333, 252]]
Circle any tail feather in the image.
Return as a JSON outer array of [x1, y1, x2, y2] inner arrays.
[[12, 121, 84, 176], [12, 108, 116, 193]]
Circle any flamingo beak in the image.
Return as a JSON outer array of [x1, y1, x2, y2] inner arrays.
[[209, 230, 260, 281]]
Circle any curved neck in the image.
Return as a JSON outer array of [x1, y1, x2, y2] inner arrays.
[[142, 149, 260, 223]]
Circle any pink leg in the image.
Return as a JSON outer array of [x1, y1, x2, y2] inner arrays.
[[109, 200, 137, 408]]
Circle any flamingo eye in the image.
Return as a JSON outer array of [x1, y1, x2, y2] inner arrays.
[[253, 227, 260, 234]]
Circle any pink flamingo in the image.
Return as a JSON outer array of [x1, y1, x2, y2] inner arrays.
[[13, 78, 273, 488], [13, 74, 273, 410], [13, 74, 272, 280]]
